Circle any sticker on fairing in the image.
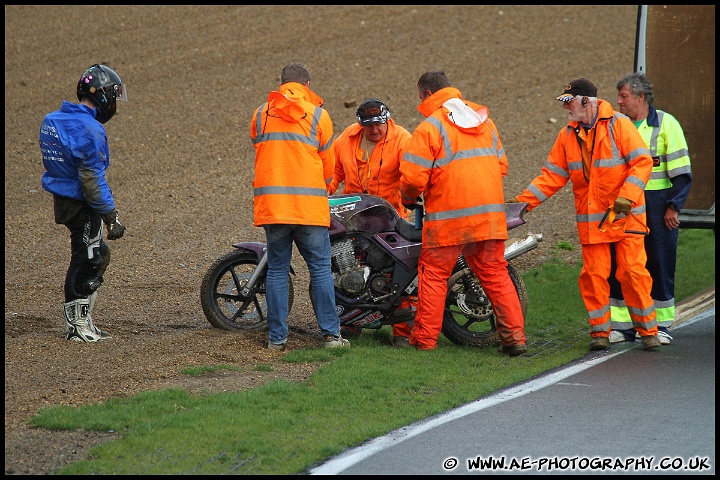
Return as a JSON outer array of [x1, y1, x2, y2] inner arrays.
[[331, 203, 358, 215], [329, 196, 362, 208], [330, 196, 362, 215]]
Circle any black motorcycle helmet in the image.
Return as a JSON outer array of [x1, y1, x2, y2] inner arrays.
[[76, 64, 127, 124]]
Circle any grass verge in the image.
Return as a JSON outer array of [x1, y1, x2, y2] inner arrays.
[[30, 229, 714, 474]]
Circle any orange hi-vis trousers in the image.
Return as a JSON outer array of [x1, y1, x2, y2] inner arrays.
[[411, 240, 525, 350], [579, 237, 658, 338], [392, 316, 414, 339]]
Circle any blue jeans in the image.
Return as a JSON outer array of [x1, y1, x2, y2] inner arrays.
[[263, 224, 340, 344]]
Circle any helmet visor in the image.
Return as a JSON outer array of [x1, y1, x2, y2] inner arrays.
[[114, 83, 128, 102]]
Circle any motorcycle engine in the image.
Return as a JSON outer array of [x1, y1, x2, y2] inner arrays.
[[331, 237, 393, 297], [331, 238, 366, 296]]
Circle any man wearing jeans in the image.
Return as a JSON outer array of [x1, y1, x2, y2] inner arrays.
[[250, 63, 349, 350]]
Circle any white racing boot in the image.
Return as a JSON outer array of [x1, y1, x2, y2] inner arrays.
[[86, 292, 111, 339], [63, 297, 104, 342]]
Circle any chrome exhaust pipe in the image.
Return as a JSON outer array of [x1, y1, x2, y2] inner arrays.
[[504, 232, 543, 261]]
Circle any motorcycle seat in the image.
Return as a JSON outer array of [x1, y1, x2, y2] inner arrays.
[[395, 218, 422, 242]]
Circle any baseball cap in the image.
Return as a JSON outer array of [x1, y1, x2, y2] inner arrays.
[[555, 78, 598, 102], [356, 98, 390, 126]]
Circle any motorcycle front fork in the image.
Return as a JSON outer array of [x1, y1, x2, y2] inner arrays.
[[239, 250, 268, 297]]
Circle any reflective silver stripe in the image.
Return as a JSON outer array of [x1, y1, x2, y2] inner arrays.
[[546, 160, 571, 177], [668, 164, 691, 176], [590, 321, 611, 333], [595, 157, 627, 168], [416, 114, 504, 169], [625, 174, 647, 189], [654, 298, 674, 309], [650, 170, 670, 180], [665, 148, 689, 162], [254, 186, 328, 197], [402, 151, 434, 169], [527, 183, 548, 202], [259, 131, 320, 147], [607, 114, 623, 159], [628, 304, 656, 317], [575, 204, 646, 224], [588, 304, 609, 319], [625, 146, 652, 163], [252, 103, 323, 150], [425, 203, 504, 222], [648, 111, 662, 155], [251, 102, 267, 145], [576, 211, 608, 224], [567, 160, 583, 172]]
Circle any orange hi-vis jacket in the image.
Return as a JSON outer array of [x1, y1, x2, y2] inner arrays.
[[516, 100, 653, 245], [400, 87, 509, 248], [328, 119, 412, 219], [250, 82, 335, 227]]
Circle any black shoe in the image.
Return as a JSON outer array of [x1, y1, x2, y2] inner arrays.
[[498, 343, 528, 357]]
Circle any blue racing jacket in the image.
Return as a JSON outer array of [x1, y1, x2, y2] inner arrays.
[[40, 101, 116, 215]]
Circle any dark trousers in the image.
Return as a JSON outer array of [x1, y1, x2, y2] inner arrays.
[[54, 195, 110, 302]]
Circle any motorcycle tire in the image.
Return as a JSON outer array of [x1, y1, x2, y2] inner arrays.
[[200, 249, 294, 331], [441, 262, 528, 347]]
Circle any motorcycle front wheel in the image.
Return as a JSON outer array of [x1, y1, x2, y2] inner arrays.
[[200, 250, 294, 331], [441, 263, 528, 347]]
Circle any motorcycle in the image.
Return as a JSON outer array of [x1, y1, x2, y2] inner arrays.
[[200, 194, 542, 347]]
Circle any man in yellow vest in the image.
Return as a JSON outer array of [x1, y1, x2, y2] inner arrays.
[[608, 72, 692, 345]]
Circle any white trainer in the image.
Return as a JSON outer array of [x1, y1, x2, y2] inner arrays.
[[635, 330, 672, 345], [657, 330, 673, 345], [608, 330, 630, 343], [324, 334, 350, 348]]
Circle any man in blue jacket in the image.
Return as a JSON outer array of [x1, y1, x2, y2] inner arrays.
[[40, 64, 128, 342]]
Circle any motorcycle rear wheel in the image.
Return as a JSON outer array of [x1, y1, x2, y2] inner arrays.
[[200, 250, 294, 331], [441, 263, 528, 347]]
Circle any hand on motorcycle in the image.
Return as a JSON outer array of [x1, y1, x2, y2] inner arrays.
[[403, 196, 423, 211], [102, 210, 126, 240]]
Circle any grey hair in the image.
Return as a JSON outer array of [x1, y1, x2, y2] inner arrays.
[[616, 72, 654, 105]]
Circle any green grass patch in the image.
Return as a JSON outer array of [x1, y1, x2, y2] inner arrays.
[[29, 229, 714, 474], [181, 364, 243, 376]]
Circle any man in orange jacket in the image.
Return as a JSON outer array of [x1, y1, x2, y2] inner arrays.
[[328, 98, 415, 346], [510, 78, 661, 351], [400, 71, 527, 355], [250, 63, 349, 351]]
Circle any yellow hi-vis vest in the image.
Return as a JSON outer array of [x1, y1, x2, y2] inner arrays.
[[636, 109, 691, 191]]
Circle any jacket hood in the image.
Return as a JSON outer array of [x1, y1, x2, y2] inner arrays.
[[417, 87, 488, 130], [267, 82, 325, 122]]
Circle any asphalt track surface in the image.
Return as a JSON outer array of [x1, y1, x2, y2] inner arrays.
[[310, 292, 715, 475]]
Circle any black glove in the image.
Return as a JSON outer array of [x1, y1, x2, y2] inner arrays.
[[402, 196, 423, 211], [102, 210, 126, 240]]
